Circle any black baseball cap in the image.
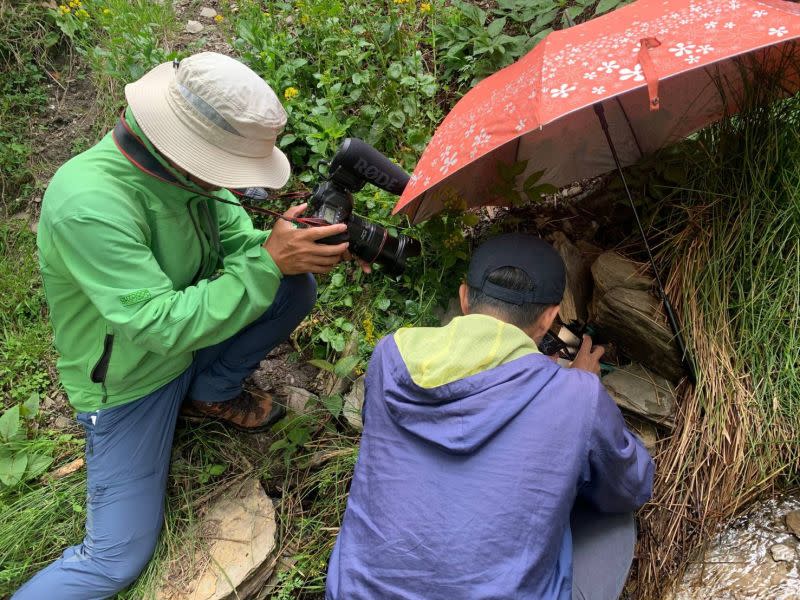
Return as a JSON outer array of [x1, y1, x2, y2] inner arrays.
[[466, 233, 566, 305]]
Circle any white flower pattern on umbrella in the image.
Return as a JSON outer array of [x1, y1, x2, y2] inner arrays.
[[705, 20, 718, 29], [685, 55, 701, 64], [464, 124, 475, 138], [514, 119, 527, 132], [619, 64, 645, 81], [752, 10, 767, 18], [729, 0, 740, 9], [439, 146, 458, 174], [724, 21, 735, 28], [583, 71, 597, 80], [697, 44, 714, 54], [550, 83, 576, 98], [592, 86, 606, 95], [669, 42, 696, 57], [597, 60, 620, 73], [769, 26, 788, 37]]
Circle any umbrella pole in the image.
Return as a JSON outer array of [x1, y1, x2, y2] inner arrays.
[[593, 103, 696, 384]]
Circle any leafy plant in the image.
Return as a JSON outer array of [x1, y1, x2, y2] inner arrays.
[[0, 397, 54, 488]]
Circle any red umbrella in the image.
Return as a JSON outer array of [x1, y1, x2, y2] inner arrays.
[[394, 0, 800, 380]]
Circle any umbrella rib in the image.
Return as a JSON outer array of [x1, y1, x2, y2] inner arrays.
[[593, 102, 696, 384], [615, 97, 645, 158]]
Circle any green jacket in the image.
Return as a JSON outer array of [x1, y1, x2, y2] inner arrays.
[[38, 108, 283, 413]]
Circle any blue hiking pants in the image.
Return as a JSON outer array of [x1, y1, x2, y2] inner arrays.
[[571, 500, 637, 600], [13, 274, 316, 600]]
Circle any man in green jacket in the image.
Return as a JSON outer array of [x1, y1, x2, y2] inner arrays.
[[14, 52, 351, 599]]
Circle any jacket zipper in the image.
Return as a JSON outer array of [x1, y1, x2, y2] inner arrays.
[[90, 333, 114, 403]]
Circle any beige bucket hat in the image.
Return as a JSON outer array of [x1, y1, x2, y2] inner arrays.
[[125, 52, 291, 189]]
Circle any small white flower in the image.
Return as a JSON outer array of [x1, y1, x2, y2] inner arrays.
[[567, 58, 576, 65], [685, 55, 701, 64], [680, 18, 690, 25], [422, 176, 431, 186], [550, 83, 576, 98], [752, 10, 767, 18], [439, 146, 458, 174], [697, 44, 714, 54], [583, 71, 598, 80], [769, 26, 788, 37], [504, 102, 515, 113], [592, 86, 606, 95], [729, 0, 740, 9], [690, 4, 702, 12], [514, 119, 527, 132], [464, 124, 475, 138], [705, 20, 718, 29], [597, 60, 620, 73], [669, 42, 696, 57], [619, 64, 645, 82], [473, 129, 491, 147], [724, 21, 735, 28]]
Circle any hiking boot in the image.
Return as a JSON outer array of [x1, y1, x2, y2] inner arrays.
[[181, 387, 285, 432]]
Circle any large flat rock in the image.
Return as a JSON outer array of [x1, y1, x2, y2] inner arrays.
[[602, 363, 677, 429], [156, 478, 277, 600], [591, 286, 684, 382]]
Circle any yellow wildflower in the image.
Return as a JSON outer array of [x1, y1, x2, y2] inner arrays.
[[300, 13, 309, 25], [284, 86, 299, 100], [214, 14, 224, 22], [420, 2, 431, 12], [68, 0, 81, 7], [362, 315, 376, 346], [394, 0, 408, 4], [102, 7, 111, 14], [76, 8, 89, 17], [58, 4, 70, 14]]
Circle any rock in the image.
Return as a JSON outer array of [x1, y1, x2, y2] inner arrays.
[[185, 20, 204, 34], [552, 232, 592, 323], [624, 415, 658, 451], [343, 375, 365, 430], [156, 478, 277, 600], [602, 363, 677, 428], [590, 251, 652, 296], [54, 415, 73, 430], [667, 496, 800, 600], [282, 385, 316, 415], [199, 7, 217, 18], [769, 543, 797, 563], [786, 510, 800, 539], [591, 286, 684, 382]]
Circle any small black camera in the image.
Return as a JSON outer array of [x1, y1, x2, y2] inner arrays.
[[309, 138, 421, 274]]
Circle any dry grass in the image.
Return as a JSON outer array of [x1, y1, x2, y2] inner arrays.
[[633, 52, 800, 598]]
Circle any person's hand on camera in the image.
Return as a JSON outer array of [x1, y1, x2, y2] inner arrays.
[[342, 250, 372, 274], [264, 203, 349, 275], [570, 334, 605, 375]]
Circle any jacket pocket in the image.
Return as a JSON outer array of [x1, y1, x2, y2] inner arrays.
[[90, 333, 114, 384]]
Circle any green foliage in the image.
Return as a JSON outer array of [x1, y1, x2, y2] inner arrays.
[[232, 0, 442, 173], [0, 2, 59, 212], [0, 223, 54, 404], [0, 398, 54, 489]]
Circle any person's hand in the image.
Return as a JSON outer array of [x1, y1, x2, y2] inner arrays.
[[570, 334, 605, 375], [263, 203, 350, 275], [343, 249, 372, 274]]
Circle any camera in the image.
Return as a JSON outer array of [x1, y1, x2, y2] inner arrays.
[[309, 138, 421, 274]]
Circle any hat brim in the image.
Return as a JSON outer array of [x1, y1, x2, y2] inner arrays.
[[124, 62, 291, 190]]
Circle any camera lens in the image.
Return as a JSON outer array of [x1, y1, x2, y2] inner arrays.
[[347, 215, 421, 273]]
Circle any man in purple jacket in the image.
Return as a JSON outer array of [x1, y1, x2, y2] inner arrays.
[[327, 233, 654, 600]]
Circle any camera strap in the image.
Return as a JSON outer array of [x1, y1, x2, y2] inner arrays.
[[111, 114, 324, 228]]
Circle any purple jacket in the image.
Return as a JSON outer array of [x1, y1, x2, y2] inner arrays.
[[327, 316, 654, 599]]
